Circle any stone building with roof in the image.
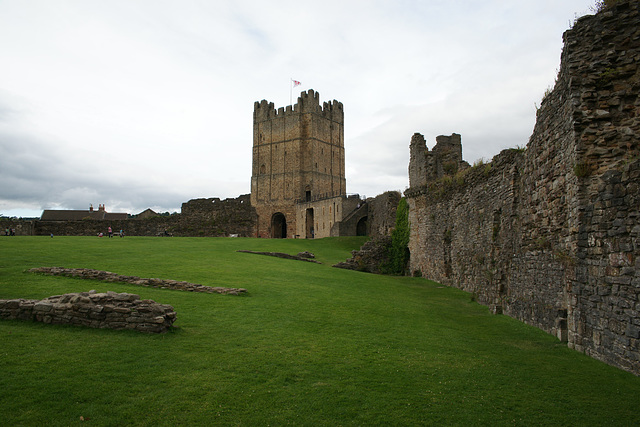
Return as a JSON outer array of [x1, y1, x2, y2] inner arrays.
[[40, 204, 128, 221]]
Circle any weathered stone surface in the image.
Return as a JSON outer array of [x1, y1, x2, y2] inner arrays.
[[366, 191, 402, 238], [0, 291, 176, 333], [405, 1, 640, 376], [296, 251, 315, 259], [18, 194, 257, 237], [333, 236, 392, 274], [251, 89, 347, 239], [29, 267, 248, 295]]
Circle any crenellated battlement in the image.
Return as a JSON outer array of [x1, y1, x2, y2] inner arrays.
[[253, 89, 344, 123], [251, 88, 347, 238]]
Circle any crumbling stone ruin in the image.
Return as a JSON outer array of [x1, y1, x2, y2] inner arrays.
[[178, 195, 256, 237], [366, 191, 402, 238], [409, 133, 469, 187], [30, 267, 247, 295], [0, 291, 176, 333], [333, 236, 392, 274], [26, 194, 257, 238], [332, 191, 403, 273], [405, 1, 640, 375], [237, 250, 321, 263]]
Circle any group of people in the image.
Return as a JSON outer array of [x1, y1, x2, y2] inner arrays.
[[4, 228, 16, 236], [98, 226, 125, 238]]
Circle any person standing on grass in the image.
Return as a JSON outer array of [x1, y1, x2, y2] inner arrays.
[[108, 226, 113, 238]]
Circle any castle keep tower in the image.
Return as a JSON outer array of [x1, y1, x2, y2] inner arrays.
[[251, 89, 347, 238]]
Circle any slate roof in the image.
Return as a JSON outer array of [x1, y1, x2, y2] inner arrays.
[[134, 208, 158, 219]]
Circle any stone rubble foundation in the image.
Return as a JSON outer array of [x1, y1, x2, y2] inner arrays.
[[29, 267, 247, 295], [237, 250, 321, 263], [0, 291, 176, 333]]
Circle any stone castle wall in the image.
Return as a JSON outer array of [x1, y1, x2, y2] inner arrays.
[[21, 194, 257, 237], [1, 218, 34, 236], [406, 1, 640, 375], [177, 194, 256, 236], [367, 191, 402, 238]]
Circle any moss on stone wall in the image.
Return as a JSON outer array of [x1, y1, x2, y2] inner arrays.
[[381, 198, 410, 275]]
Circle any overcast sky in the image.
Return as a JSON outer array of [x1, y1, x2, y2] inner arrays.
[[1, 0, 598, 217]]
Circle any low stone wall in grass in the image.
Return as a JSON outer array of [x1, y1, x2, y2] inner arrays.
[[29, 267, 248, 295], [0, 291, 176, 333], [236, 250, 320, 263]]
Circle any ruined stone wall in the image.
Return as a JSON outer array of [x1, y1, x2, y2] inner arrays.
[[367, 191, 402, 238], [178, 194, 256, 236], [30, 267, 247, 295], [407, 149, 525, 305], [31, 195, 256, 237], [560, 2, 640, 373], [409, 133, 469, 186], [0, 291, 176, 333], [406, 1, 639, 375], [1, 219, 34, 236], [333, 236, 392, 274]]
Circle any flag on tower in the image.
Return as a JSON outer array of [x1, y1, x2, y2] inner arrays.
[[290, 79, 302, 104]]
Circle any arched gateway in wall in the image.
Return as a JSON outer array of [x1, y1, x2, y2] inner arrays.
[[271, 213, 287, 238], [356, 216, 368, 236]]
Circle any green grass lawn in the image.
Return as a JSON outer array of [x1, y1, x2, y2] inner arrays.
[[1, 236, 638, 426]]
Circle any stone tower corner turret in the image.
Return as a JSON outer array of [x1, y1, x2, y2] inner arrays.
[[409, 133, 428, 189]]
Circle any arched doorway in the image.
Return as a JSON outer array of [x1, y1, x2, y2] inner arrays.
[[305, 208, 315, 239], [271, 212, 287, 238], [356, 216, 368, 236]]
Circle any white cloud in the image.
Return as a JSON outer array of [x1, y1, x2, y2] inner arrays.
[[0, 0, 597, 217]]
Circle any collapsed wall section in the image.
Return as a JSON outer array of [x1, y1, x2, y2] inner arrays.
[[0, 291, 176, 333], [367, 191, 402, 238]]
